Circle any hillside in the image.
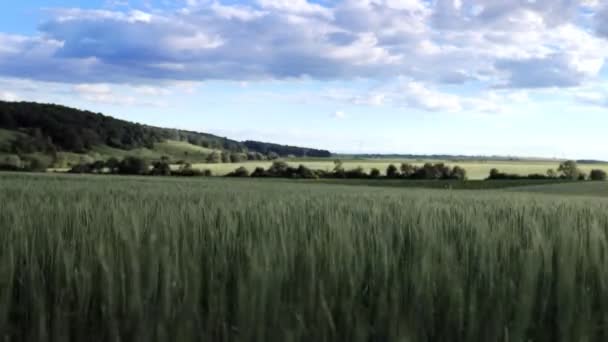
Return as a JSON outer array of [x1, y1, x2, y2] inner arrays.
[[0, 101, 332, 164]]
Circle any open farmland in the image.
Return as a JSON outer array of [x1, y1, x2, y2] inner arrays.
[[2, 173, 608, 341], [192, 159, 608, 179]]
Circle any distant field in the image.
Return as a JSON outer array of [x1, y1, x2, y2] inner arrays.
[[2, 173, 608, 340], [509, 181, 608, 197], [193, 159, 608, 180]]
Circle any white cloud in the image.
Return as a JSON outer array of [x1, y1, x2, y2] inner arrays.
[[0, 91, 19, 102], [333, 110, 347, 119], [73, 83, 168, 106], [0, 0, 604, 94]]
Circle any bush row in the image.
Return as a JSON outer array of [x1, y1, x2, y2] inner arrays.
[[68, 157, 213, 177], [226, 162, 468, 180], [488, 161, 607, 181]]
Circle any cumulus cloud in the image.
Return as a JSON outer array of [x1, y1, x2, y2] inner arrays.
[[0, 0, 605, 91]]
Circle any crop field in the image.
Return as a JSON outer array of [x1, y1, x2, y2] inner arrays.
[[1, 173, 608, 341], [194, 159, 608, 180]]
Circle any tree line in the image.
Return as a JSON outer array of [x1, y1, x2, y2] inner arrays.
[[488, 161, 607, 181], [67, 157, 213, 177], [227, 161, 467, 180]]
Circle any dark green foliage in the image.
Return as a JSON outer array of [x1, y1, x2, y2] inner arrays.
[[386, 164, 399, 178], [0, 155, 48, 172], [68, 163, 93, 174], [400, 163, 416, 177], [221, 152, 231, 163], [489, 167, 582, 181], [230, 153, 246, 163], [243, 140, 331, 158], [558, 160, 581, 180], [118, 157, 150, 175], [247, 152, 266, 161], [206, 152, 222, 164], [370, 168, 381, 178], [22, 156, 49, 172], [0, 101, 328, 158], [296, 165, 318, 179], [151, 161, 172, 176], [251, 167, 268, 177], [227, 166, 250, 177], [450, 166, 467, 180], [106, 157, 120, 173], [590, 169, 607, 181]]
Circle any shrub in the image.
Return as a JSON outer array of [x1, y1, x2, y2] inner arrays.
[[106, 158, 120, 174], [206, 152, 222, 164], [118, 157, 150, 175], [345, 167, 368, 179], [251, 167, 268, 177], [69, 163, 93, 174], [386, 164, 399, 178], [24, 156, 49, 172], [267, 161, 290, 177], [227, 167, 250, 177], [2, 155, 22, 170], [450, 166, 467, 180], [296, 165, 318, 179], [370, 168, 381, 178], [151, 161, 172, 176], [558, 160, 581, 180], [400, 163, 416, 178], [590, 169, 607, 181]]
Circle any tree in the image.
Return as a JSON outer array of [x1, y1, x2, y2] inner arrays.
[[547, 169, 558, 178], [267, 161, 290, 176], [370, 168, 381, 178], [106, 158, 120, 173], [558, 160, 580, 180], [450, 166, 467, 180], [151, 161, 171, 176], [206, 152, 221, 164], [227, 166, 250, 177], [221, 152, 231, 163], [91, 160, 106, 173], [400, 163, 416, 178], [590, 169, 607, 181], [386, 164, 399, 178], [267, 152, 280, 160], [296, 165, 317, 179], [118, 157, 149, 175], [230, 153, 245, 163], [2, 155, 22, 169], [24, 156, 49, 172], [251, 167, 267, 177]]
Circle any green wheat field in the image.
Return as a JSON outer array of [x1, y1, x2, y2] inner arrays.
[[2, 173, 608, 341]]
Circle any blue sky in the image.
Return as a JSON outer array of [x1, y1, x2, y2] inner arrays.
[[1, 0, 608, 158]]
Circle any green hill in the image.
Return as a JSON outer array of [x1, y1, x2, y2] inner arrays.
[[0, 101, 332, 167]]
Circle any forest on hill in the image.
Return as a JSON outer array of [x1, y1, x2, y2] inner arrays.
[[0, 101, 331, 158]]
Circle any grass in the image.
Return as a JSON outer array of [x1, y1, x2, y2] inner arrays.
[[2, 173, 608, 341], [509, 181, 608, 197]]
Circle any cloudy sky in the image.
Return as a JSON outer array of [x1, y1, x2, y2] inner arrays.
[[1, 0, 608, 158]]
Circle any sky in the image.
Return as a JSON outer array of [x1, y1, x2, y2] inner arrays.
[[1, 0, 608, 158]]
